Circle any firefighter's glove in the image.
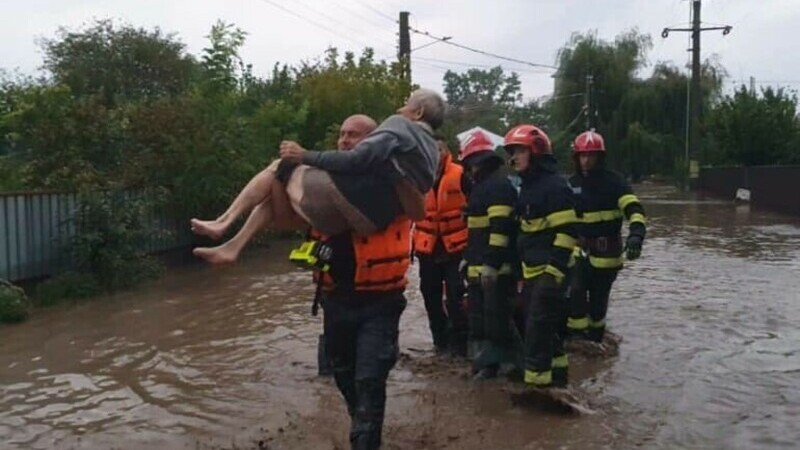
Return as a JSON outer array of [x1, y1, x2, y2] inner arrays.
[[625, 235, 643, 260]]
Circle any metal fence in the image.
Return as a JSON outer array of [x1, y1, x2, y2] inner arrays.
[[700, 165, 800, 216], [0, 190, 192, 282]]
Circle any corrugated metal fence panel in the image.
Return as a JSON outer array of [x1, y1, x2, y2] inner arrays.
[[0, 191, 191, 282]]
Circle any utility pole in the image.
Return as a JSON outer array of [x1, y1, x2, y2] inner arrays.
[[398, 11, 411, 83], [749, 76, 756, 94], [662, 0, 731, 188]]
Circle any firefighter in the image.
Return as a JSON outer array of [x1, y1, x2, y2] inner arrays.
[[459, 130, 518, 379], [413, 137, 470, 356], [295, 214, 411, 450], [566, 130, 646, 343], [505, 124, 578, 388]]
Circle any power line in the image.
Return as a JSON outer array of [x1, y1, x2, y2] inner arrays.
[[730, 79, 800, 84], [407, 26, 559, 70], [351, 0, 397, 24], [254, 0, 373, 49], [326, 0, 400, 39], [413, 61, 452, 72], [289, 0, 396, 50], [414, 56, 553, 74]]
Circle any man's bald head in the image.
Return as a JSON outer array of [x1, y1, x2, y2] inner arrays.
[[338, 114, 378, 150]]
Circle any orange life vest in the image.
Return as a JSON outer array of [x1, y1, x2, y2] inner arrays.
[[312, 216, 411, 293], [414, 154, 468, 255]]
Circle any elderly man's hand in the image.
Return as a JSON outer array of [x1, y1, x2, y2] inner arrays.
[[279, 140, 307, 163]]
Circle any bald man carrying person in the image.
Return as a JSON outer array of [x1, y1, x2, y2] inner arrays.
[[190, 89, 445, 263]]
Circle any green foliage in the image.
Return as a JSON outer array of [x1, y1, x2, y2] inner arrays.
[[440, 65, 547, 148], [34, 272, 100, 306], [42, 19, 196, 106], [550, 30, 727, 177], [199, 20, 248, 95], [707, 86, 800, 166], [65, 189, 165, 292], [296, 48, 410, 148], [0, 280, 30, 323]]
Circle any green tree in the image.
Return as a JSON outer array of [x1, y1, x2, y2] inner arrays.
[[199, 20, 248, 95], [42, 19, 197, 105], [439, 66, 525, 145], [296, 47, 409, 148], [707, 86, 799, 166]]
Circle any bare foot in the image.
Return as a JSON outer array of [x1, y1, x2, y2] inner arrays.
[[193, 244, 240, 264], [190, 218, 228, 240]]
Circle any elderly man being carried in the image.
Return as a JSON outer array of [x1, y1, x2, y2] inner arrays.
[[190, 89, 445, 263]]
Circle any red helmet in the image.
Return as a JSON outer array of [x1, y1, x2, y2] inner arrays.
[[504, 124, 552, 155], [459, 130, 496, 162], [573, 130, 606, 153]]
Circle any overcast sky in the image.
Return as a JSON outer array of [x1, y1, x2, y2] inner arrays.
[[2, 0, 799, 99]]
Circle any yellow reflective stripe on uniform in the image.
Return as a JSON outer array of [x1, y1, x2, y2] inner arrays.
[[567, 316, 589, 331], [522, 263, 565, 283], [582, 209, 623, 223], [618, 194, 640, 211], [589, 318, 606, 329], [544, 265, 566, 283], [468, 263, 512, 279], [589, 255, 624, 269], [520, 217, 547, 233], [629, 212, 646, 225], [467, 215, 489, 228], [524, 369, 552, 386], [522, 263, 546, 279], [546, 209, 578, 227], [487, 205, 513, 218], [489, 233, 509, 247], [552, 354, 569, 369], [553, 233, 577, 250], [519, 209, 577, 233]]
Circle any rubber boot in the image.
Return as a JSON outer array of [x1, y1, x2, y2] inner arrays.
[[551, 366, 568, 388], [588, 326, 605, 343], [317, 334, 333, 377]]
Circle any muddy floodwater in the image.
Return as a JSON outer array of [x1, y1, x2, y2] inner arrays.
[[2, 183, 799, 450]]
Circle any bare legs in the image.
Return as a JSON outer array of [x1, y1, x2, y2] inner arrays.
[[190, 167, 275, 240], [192, 177, 308, 264]]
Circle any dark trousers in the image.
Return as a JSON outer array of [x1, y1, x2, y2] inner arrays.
[[468, 275, 516, 369], [568, 257, 618, 341], [520, 275, 567, 384], [418, 254, 467, 349], [322, 292, 406, 450]]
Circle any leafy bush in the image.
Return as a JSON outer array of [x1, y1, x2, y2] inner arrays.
[[0, 280, 30, 323], [65, 189, 165, 292], [34, 272, 100, 306]]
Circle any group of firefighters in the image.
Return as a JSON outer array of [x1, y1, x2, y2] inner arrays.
[[300, 119, 646, 450], [414, 125, 647, 388]]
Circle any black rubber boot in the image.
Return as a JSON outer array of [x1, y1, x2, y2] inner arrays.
[[551, 366, 568, 388], [317, 334, 333, 377], [588, 326, 605, 343], [350, 379, 386, 450]]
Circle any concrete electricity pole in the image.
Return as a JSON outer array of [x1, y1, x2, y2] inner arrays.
[[398, 11, 411, 82], [662, 0, 731, 187]]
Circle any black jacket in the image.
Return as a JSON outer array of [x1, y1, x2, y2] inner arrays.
[[463, 168, 518, 278], [515, 155, 579, 283], [568, 169, 646, 240]]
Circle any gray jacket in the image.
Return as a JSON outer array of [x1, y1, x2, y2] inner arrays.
[[301, 115, 439, 193]]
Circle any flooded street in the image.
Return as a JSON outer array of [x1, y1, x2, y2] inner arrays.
[[1, 183, 799, 450]]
